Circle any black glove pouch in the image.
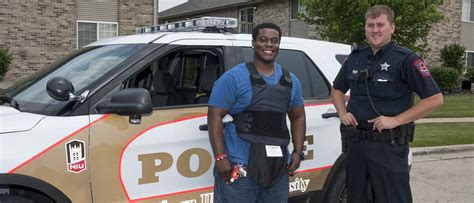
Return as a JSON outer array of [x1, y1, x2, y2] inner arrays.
[[247, 143, 288, 189]]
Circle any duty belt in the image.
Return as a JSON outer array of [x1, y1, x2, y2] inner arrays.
[[340, 124, 414, 145]]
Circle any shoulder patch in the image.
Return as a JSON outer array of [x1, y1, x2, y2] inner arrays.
[[413, 58, 432, 78]]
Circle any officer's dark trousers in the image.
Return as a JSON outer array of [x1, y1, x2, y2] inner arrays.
[[346, 139, 412, 203]]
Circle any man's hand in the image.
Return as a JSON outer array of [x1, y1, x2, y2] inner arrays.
[[368, 116, 401, 132], [287, 152, 302, 176], [339, 112, 358, 126], [215, 158, 233, 184]]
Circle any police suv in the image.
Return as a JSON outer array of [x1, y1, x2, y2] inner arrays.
[[1, 17, 354, 203]]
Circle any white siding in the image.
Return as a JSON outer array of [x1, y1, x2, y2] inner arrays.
[[78, 0, 118, 22]]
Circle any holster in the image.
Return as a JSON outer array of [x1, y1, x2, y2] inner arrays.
[[340, 124, 357, 152], [397, 122, 415, 144]]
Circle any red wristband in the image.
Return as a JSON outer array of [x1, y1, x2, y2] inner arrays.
[[215, 153, 227, 161]]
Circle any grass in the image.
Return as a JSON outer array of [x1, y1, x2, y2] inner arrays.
[[411, 122, 474, 147], [415, 94, 474, 118]]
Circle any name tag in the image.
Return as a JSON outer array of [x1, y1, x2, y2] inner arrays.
[[265, 145, 283, 157]]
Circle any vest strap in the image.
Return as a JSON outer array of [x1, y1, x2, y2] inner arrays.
[[245, 61, 292, 87], [246, 62, 266, 85]]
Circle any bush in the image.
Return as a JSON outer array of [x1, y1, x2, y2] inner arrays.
[[0, 48, 13, 81], [466, 68, 474, 81], [431, 67, 459, 92], [440, 44, 466, 73]]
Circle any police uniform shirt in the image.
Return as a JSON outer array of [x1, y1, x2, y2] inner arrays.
[[333, 41, 440, 128]]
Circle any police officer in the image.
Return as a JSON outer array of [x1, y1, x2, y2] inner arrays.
[[207, 22, 306, 202], [331, 5, 443, 203]]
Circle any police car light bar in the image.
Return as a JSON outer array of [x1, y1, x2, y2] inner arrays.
[[136, 17, 238, 34]]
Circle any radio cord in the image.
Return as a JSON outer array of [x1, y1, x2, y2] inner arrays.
[[364, 79, 382, 116]]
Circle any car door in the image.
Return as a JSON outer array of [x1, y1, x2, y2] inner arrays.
[[87, 40, 235, 202]]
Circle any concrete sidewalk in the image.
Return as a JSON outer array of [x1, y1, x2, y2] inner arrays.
[[416, 117, 474, 123], [412, 144, 474, 156]]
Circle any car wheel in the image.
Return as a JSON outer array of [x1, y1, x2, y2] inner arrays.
[[323, 164, 376, 203]]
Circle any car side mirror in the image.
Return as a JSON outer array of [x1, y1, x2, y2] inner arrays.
[[46, 77, 75, 101], [96, 88, 152, 124]]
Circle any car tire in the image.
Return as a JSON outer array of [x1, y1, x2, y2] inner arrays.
[[323, 163, 376, 203], [0, 194, 35, 203], [323, 164, 347, 203]]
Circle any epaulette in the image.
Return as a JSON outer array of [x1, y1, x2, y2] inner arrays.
[[393, 44, 415, 56], [350, 45, 368, 54]]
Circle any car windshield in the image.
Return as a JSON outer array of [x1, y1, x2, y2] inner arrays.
[[0, 44, 145, 115]]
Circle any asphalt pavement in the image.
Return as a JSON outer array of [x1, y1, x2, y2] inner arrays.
[[410, 117, 474, 202], [410, 145, 474, 203]]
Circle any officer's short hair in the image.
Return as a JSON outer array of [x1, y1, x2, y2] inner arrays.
[[252, 23, 282, 42], [365, 5, 395, 24]]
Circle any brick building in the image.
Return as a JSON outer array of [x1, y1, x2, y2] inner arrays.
[[159, 0, 469, 70], [0, 0, 158, 89]]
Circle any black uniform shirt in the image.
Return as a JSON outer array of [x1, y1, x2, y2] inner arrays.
[[333, 42, 440, 128]]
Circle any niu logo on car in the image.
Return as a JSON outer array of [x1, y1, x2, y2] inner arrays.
[[65, 139, 87, 173]]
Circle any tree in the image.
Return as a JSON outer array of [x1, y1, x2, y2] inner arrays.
[[299, 0, 444, 57]]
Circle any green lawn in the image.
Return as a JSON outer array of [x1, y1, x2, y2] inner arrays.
[[415, 94, 474, 118], [411, 122, 474, 147]]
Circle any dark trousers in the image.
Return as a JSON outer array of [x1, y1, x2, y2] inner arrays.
[[346, 139, 412, 203]]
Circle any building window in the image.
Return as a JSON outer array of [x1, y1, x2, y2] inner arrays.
[[291, 0, 307, 20], [467, 52, 474, 70], [239, 7, 254, 34], [78, 21, 118, 48], [462, 0, 474, 22]]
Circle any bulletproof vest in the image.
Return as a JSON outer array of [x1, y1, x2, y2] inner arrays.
[[231, 62, 292, 146], [231, 62, 292, 189]]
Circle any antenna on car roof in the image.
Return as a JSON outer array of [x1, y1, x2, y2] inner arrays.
[[136, 17, 238, 34]]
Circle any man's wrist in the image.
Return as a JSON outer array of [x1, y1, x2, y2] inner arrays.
[[292, 149, 304, 160], [336, 110, 347, 118], [215, 153, 227, 161]]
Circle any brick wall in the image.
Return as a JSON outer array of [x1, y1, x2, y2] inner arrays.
[[196, 8, 239, 20], [0, 0, 77, 89], [0, 0, 155, 90], [255, 0, 290, 36], [119, 0, 156, 36], [424, 1, 461, 68], [158, 7, 239, 25]]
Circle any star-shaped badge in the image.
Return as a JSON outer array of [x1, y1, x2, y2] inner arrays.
[[380, 62, 390, 71]]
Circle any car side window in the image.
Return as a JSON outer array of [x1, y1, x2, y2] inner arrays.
[[242, 47, 330, 99], [122, 48, 223, 107]]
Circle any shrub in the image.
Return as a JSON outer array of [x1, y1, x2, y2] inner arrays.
[[430, 67, 459, 93], [466, 68, 474, 82], [440, 44, 466, 73], [0, 48, 13, 81]]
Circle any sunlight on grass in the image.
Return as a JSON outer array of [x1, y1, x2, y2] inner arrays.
[[411, 122, 474, 147], [415, 94, 474, 118]]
